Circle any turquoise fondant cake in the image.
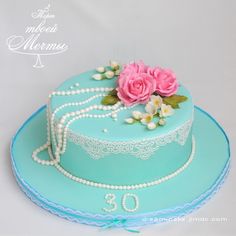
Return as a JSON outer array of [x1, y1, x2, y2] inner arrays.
[[34, 61, 193, 188], [11, 60, 230, 229], [50, 71, 193, 186]]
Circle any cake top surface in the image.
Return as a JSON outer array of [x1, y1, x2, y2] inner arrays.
[[50, 62, 193, 142]]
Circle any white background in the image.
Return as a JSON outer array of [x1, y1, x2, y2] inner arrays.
[[0, 0, 235, 235]]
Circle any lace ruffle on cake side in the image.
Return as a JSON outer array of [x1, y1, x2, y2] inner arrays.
[[67, 118, 193, 160]]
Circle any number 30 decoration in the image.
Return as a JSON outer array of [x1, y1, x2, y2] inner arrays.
[[102, 193, 139, 213]]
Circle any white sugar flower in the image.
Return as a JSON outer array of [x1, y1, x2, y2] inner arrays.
[[104, 71, 115, 79], [96, 66, 105, 73], [147, 122, 157, 130], [145, 102, 158, 115], [110, 61, 120, 70], [125, 118, 135, 124], [160, 104, 174, 117], [151, 95, 163, 109], [132, 110, 142, 120], [114, 69, 121, 76], [158, 118, 166, 126], [92, 74, 103, 80], [141, 113, 153, 124]]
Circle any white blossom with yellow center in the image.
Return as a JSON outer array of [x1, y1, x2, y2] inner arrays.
[[160, 104, 174, 117], [145, 102, 158, 115], [141, 113, 153, 124], [151, 95, 163, 109]]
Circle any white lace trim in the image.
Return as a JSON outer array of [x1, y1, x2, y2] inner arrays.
[[52, 136, 195, 190], [67, 118, 193, 160]]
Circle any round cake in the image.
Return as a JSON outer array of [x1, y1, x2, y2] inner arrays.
[[12, 61, 229, 228], [47, 69, 193, 187]]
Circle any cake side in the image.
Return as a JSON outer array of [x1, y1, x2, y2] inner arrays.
[[45, 61, 194, 186]]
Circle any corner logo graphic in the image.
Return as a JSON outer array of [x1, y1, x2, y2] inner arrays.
[[6, 4, 68, 68]]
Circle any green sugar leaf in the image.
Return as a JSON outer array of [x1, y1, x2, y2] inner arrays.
[[108, 89, 118, 96], [101, 95, 119, 105], [153, 112, 160, 118], [163, 95, 188, 109]]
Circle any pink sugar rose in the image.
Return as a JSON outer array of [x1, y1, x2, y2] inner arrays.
[[117, 63, 156, 106], [122, 61, 148, 74], [116, 61, 178, 106], [148, 67, 178, 97]]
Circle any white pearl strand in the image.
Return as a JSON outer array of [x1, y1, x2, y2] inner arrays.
[[33, 86, 122, 165], [50, 93, 107, 148], [32, 85, 196, 190], [49, 87, 112, 98], [32, 105, 58, 165], [51, 87, 121, 163], [50, 137, 195, 190], [59, 103, 124, 154]]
